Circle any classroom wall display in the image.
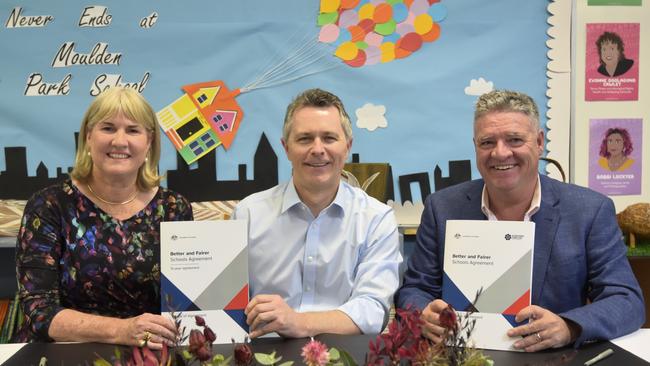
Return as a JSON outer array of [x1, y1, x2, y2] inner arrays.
[[0, 1, 550, 203], [588, 0, 642, 5], [573, 1, 649, 212], [589, 118, 643, 195], [585, 23, 640, 101]]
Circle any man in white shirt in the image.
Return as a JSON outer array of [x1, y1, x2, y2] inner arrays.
[[233, 88, 402, 338]]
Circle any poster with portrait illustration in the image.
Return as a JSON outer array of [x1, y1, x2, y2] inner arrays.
[[589, 118, 642, 196], [588, 0, 642, 5], [585, 23, 639, 101]]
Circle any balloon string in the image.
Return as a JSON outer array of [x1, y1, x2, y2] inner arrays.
[[241, 31, 341, 93], [243, 30, 319, 89]]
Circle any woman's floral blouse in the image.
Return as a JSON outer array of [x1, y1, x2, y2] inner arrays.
[[14, 180, 193, 342]]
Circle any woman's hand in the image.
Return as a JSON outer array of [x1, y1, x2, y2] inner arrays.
[[120, 313, 178, 350]]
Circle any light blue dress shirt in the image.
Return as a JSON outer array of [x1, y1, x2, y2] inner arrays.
[[233, 179, 402, 334]]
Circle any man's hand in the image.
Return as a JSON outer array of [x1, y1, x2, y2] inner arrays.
[[245, 294, 308, 339], [507, 305, 579, 352], [420, 299, 450, 343]]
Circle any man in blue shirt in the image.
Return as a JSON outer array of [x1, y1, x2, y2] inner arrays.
[[234, 88, 402, 338], [395, 90, 644, 351]]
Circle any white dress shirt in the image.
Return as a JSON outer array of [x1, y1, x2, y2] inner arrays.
[[233, 179, 402, 334], [481, 175, 542, 221]]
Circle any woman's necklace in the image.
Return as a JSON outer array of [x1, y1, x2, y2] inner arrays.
[[86, 183, 138, 205]]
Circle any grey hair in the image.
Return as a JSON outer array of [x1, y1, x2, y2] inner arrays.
[[474, 90, 540, 131]]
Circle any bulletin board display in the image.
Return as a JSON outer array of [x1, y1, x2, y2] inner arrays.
[[0, 1, 551, 203]]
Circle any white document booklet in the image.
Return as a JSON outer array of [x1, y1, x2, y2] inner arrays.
[[442, 220, 535, 351], [160, 220, 249, 344]]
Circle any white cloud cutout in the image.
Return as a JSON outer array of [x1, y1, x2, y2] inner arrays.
[[386, 200, 424, 227], [464, 77, 494, 96], [355, 103, 387, 132]]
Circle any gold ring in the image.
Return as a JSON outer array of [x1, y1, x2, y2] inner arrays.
[[139, 331, 152, 347], [535, 332, 542, 342]]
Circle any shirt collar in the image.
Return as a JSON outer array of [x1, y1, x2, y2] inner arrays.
[[281, 178, 347, 216], [481, 175, 541, 221]]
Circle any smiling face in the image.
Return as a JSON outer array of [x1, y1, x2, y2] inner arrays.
[[600, 41, 621, 68], [474, 111, 544, 199], [606, 132, 624, 157], [86, 113, 152, 183], [282, 106, 351, 196]]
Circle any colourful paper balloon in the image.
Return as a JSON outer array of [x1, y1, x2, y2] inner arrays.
[[373, 3, 393, 24], [339, 9, 359, 28], [358, 3, 376, 19], [358, 18, 376, 33], [321, 0, 341, 13], [348, 25, 367, 42], [396, 22, 415, 36], [364, 31, 384, 46], [345, 49, 367, 67], [319, 24, 340, 43], [414, 13, 433, 35], [341, 0, 361, 9], [374, 19, 396, 36], [420, 21, 440, 42], [380, 42, 396, 63], [392, 3, 409, 23], [335, 41, 359, 61], [399, 32, 422, 52], [428, 3, 447, 22], [365, 46, 382, 65], [317, 12, 339, 25], [318, 0, 446, 66]]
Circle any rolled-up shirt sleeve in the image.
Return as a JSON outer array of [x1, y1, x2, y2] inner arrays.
[[337, 209, 402, 334]]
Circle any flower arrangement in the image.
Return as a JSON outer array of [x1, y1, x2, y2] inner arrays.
[[365, 305, 492, 366], [91, 303, 491, 366]]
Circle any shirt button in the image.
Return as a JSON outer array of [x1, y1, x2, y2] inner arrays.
[[307, 256, 314, 262], [305, 286, 311, 292]]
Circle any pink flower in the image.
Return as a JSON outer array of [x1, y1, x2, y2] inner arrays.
[[301, 339, 330, 366]]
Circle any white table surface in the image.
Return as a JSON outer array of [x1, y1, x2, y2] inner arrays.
[[611, 328, 650, 362], [0, 343, 24, 364], [1, 328, 649, 364]]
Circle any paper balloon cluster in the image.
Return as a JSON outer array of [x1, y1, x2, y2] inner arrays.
[[318, 0, 447, 67]]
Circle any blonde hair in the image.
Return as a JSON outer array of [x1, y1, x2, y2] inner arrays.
[[474, 90, 540, 131], [70, 87, 161, 190], [282, 88, 353, 142]]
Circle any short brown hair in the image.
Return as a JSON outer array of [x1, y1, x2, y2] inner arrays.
[[282, 88, 353, 142]]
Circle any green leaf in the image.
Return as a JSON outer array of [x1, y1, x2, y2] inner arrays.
[[212, 354, 225, 362], [328, 347, 341, 360], [338, 349, 358, 366], [255, 351, 279, 365], [215, 355, 233, 366], [93, 359, 112, 366], [182, 350, 193, 360]]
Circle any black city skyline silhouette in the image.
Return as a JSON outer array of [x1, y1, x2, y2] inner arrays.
[[0, 133, 472, 202]]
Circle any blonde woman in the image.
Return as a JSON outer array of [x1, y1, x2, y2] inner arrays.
[[15, 87, 192, 349]]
